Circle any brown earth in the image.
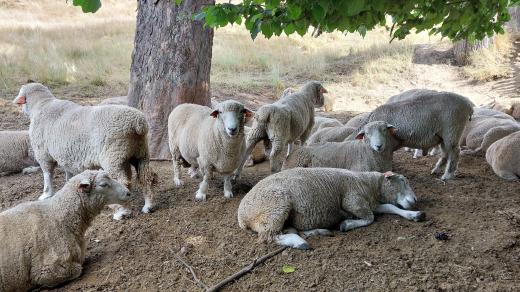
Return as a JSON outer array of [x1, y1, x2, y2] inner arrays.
[[1, 99, 519, 291]]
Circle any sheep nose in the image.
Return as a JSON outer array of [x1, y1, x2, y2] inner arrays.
[[375, 144, 382, 150], [227, 127, 237, 134], [126, 191, 132, 197]]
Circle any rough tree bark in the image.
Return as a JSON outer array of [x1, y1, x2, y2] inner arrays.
[[128, 0, 214, 159], [453, 36, 494, 65]]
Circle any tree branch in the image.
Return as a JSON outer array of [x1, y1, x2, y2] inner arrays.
[[169, 247, 209, 291], [206, 246, 288, 292]]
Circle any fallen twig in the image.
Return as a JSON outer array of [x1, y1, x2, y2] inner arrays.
[[206, 246, 288, 292], [169, 247, 208, 290]]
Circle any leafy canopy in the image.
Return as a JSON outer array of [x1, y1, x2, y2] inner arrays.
[[74, 0, 520, 41]]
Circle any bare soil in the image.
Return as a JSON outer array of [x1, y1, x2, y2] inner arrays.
[[1, 99, 519, 291]]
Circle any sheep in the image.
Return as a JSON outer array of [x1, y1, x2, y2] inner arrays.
[[344, 112, 371, 129], [310, 116, 343, 135], [482, 99, 520, 120], [238, 168, 424, 249], [486, 131, 520, 181], [0, 130, 40, 176], [12, 83, 155, 220], [97, 96, 127, 106], [460, 116, 520, 156], [284, 121, 398, 172], [0, 169, 131, 291], [473, 107, 515, 120], [168, 100, 253, 201], [243, 126, 269, 167], [307, 125, 357, 144], [233, 81, 328, 179], [347, 89, 474, 180]]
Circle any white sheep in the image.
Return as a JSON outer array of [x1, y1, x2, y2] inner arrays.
[[348, 89, 474, 180], [460, 116, 520, 156], [0, 170, 131, 291], [486, 131, 520, 181], [238, 168, 424, 249], [284, 121, 397, 172], [344, 112, 371, 129], [233, 81, 328, 179], [13, 83, 155, 220], [243, 126, 268, 167], [307, 125, 357, 144], [0, 130, 40, 176], [310, 116, 343, 135], [168, 100, 253, 201]]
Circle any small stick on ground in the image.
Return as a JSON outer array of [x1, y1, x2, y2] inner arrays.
[[206, 246, 288, 292], [169, 247, 208, 290]]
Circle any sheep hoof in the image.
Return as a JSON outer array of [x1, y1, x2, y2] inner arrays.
[[38, 193, 53, 201], [112, 208, 132, 220], [141, 204, 154, 214], [224, 190, 234, 198], [174, 178, 184, 187], [460, 149, 475, 156], [295, 242, 311, 250], [412, 211, 426, 222], [195, 191, 207, 201], [441, 173, 455, 181]]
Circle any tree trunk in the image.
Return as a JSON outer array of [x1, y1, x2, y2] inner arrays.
[[453, 36, 494, 65], [128, 0, 214, 159], [507, 6, 520, 32]]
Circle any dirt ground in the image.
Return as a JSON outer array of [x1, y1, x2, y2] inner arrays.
[[1, 99, 519, 291]]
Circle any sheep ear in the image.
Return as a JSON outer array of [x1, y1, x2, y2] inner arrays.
[[387, 124, 397, 136], [319, 86, 328, 94], [244, 108, 254, 120], [384, 171, 395, 178], [13, 95, 26, 105], [78, 178, 91, 193], [355, 131, 365, 140], [210, 110, 219, 118]]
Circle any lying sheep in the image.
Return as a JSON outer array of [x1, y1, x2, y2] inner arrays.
[[460, 116, 520, 156], [0, 170, 131, 291], [238, 168, 424, 249], [13, 83, 155, 220], [284, 121, 397, 172], [348, 89, 474, 180], [310, 116, 343, 135], [233, 81, 327, 179], [473, 107, 515, 120], [168, 100, 252, 201], [344, 112, 371, 129], [0, 130, 40, 176], [307, 125, 357, 144], [482, 99, 520, 120], [486, 131, 520, 181], [97, 96, 127, 106]]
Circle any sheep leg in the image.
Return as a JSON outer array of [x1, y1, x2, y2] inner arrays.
[[233, 137, 261, 182], [196, 169, 209, 201], [188, 166, 200, 178], [375, 204, 425, 222], [441, 143, 459, 181], [431, 146, 448, 175], [269, 140, 288, 173], [22, 166, 40, 174], [412, 149, 423, 159], [275, 233, 310, 250], [39, 162, 56, 200], [65, 171, 74, 181], [33, 261, 82, 288], [172, 151, 185, 187], [340, 195, 375, 232], [302, 229, 333, 237], [223, 175, 233, 198]]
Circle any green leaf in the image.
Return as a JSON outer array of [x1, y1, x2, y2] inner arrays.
[[175, 0, 182, 5], [312, 5, 326, 22], [284, 23, 296, 35], [287, 4, 302, 20], [72, 0, 101, 13], [282, 265, 295, 273], [344, 0, 366, 16]]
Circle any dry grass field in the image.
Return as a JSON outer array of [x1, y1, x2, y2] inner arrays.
[[1, 1, 519, 291]]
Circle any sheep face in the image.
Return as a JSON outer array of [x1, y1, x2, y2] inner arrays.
[[210, 100, 253, 138], [308, 81, 328, 107], [13, 83, 53, 117], [78, 170, 131, 207], [355, 121, 396, 152], [380, 172, 417, 210]]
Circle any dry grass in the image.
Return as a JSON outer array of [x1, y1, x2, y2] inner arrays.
[[461, 33, 512, 82], [0, 0, 512, 111]]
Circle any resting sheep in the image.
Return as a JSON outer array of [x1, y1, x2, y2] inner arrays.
[[238, 168, 424, 249], [233, 81, 327, 179], [486, 131, 520, 181], [97, 96, 127, 106], [307, 125, 357, 144], [460, 116, 520, 156], [0, 170, 131, 291], [348, 89, 474, 180], [284, 121, 397, 172], [344, 112, 371, 129], [0, 130, 39, 176], [168, 100, 252, 201], [13, 83, 155, 219], [310, 116, 343, 135]]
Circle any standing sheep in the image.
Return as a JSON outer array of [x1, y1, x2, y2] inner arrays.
[[233, 81, 328, 179], [0, 130, 39, 176], [347, 89, 474, 180], [486, 131, 520, 181], [307, 125, 357, 144], [460, 117, 520, 156], [238, 168, 424, 249], [0, 170, 131, 291], [284, 121, 398, 172], [168, 100, 252, 201], [13, 83, 155, 220]]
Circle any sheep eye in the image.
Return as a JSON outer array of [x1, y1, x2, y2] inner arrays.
[[98, 182, 109, 188]]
